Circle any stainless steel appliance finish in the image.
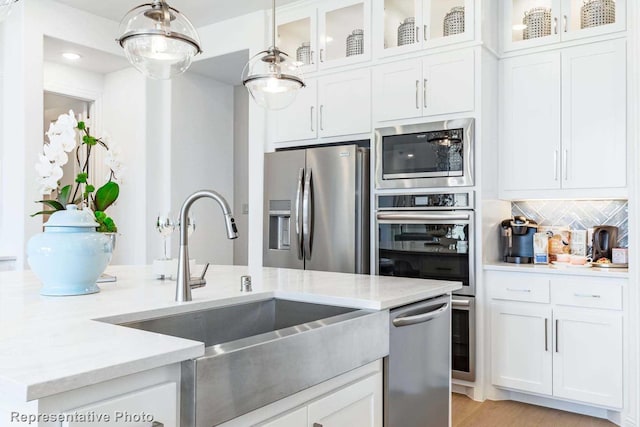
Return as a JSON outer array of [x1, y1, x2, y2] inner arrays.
[[264, 144, 370, 274], [385, 295, 451, 427], [120, 298, 389, 427], [451, 295, 475, 381], [376, 192, 475, 296], [375, 118, 474, 189]]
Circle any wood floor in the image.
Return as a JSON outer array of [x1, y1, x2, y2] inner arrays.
[[452, 393, 615, 427]]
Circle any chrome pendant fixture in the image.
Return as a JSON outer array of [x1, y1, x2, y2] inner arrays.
[[117, 0, 202, 80], [0, 0, 18, 22], [242, 0, 305, 110]]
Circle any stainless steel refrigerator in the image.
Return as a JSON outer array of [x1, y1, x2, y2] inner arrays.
[[263, 144, 369, 274]]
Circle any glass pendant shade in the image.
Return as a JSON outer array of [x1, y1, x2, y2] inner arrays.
[[117, 0, 202, 80], [242, 48, 305, 110], [0, 0, 17, 22]]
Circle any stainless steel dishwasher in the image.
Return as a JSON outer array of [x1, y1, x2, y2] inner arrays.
[[384, 294, 451, 427]]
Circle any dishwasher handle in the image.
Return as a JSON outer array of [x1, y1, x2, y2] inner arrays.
[[392, 302, 450, 327]]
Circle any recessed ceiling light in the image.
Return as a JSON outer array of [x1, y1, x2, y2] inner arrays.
[[62, 52, 81, 60], [326, 36, 334, 43]]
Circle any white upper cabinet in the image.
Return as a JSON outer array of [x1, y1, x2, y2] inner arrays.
[[373, 48, 474, 123], [373, 0, 474, 58], [499, 39, 626, 198], [500, 51, 562, 192], [503, 0, 626, 52], [561, 39, 626, 189], [275, 0, 371, 73], [270, 69, 371, 143], [318, 0, 372, 69]]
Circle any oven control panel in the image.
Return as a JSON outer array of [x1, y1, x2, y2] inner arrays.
[[377, 192, 473, 210]]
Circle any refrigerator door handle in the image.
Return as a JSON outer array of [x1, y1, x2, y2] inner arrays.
[[295, 168, 304, 260], [303, 168, 313, 259]]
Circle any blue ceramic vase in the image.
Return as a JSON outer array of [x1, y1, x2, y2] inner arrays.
[[27, 205, 113, 296]]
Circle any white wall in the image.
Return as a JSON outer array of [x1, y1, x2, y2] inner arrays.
[[233, 86, 250, 265], [102, 68, 148, 265], [170, 72, 235, 266]]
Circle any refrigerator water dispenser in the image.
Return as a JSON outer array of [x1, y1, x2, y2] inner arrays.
[[268, 200, 291, 250]]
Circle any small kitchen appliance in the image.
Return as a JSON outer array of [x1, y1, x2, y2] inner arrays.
[[592, 225, 618, 261], [501, 216, 538, 264]]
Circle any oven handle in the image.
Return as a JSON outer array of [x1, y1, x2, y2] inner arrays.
[[451, 299, 470, 308], [377, 212, 471, 221]]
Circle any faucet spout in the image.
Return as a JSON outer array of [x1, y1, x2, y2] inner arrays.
[[176, 190, 238, 302]]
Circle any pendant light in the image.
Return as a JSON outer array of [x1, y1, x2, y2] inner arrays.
[[242, 0, 305, 110], [0, 0, 18, 22], [117, 0, 202, 80]]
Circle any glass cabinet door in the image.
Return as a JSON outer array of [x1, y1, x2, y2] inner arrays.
[[319, 0, 371, 69], [504, 0, 561, 50], [424, 0, 474, 46], [561, 0, 625, 40], [380, 0, 422, 55], [276, 9, 317, 73]]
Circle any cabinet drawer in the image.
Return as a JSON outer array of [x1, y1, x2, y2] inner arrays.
[[490, 273, 550, 303], [551, 278, 622, 310]]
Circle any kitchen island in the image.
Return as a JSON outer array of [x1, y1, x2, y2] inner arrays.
[[0, 265, 460, 426]]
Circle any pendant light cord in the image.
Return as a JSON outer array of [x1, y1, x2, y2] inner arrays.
[[271, 0, 276, 50]]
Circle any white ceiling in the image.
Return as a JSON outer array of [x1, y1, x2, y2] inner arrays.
[[53, 0, 300, 27], [44, 37, 130, 75]]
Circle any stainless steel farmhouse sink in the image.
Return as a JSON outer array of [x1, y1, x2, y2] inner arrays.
[[118, 298, 389, 426]]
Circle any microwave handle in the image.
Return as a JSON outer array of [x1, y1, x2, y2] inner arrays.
[[376, 212, 471, 221]]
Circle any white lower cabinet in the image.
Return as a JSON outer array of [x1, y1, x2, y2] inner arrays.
[[489, 272, 624, 409], [220, 362, 382, 427], [61, 382, 177, 427]]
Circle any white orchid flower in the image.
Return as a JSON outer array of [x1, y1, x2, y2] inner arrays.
[[35, 154, 54, 178], [36, 164, 63, 195], [45, 110, 78, 152], [43, 140, 69, 166]]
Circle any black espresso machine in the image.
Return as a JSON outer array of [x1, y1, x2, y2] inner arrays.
[[501, 216, 538, 264]]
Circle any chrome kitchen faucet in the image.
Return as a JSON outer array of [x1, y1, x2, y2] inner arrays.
[[175, 190, 238, 302]]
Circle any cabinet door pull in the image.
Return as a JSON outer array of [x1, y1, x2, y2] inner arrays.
[[313, 424, 323, 427], [319, 104, 324, 131], [424, 24, 428, 41], [151, 422, 164, 427], [554, 17, 558, 34], [563, 149, 568, 180], [423, 78, 428, 109], [563, 15, 568, 32], [553, 150, 559, 181], [555, 319, 559, 353], [311, 50, 315, 65], [310, 106, 315, 132], [416, 26, 420, 43], [320, 48, 325, 62], [415, 80, 420, 109], [574, 293, 601, 299], [506, 288, 531, 293], [544, 318, 548, 352]]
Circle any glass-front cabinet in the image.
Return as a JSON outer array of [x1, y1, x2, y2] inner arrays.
[[318, 0, 372, 69], [374, 0, 474, 57], [276, 8, 317, 74], [276, 0, 371, 72], [503, 0, 626, 51]]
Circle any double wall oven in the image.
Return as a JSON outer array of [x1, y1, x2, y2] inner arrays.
[[374, 119, 476, 382]]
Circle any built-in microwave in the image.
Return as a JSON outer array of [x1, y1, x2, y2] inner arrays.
[[375, 118, 474, 189]]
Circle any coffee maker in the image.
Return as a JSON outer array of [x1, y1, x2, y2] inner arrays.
[[501, 216, 538, 264], [592, 225, 618, 261]]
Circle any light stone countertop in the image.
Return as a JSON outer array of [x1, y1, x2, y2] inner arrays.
[[484, 261, 629, 278], [0, 265, 461, 402]]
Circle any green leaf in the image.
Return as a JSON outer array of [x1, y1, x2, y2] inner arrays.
[[85, 184, 95, 193], [30, 210, 58, 217], [77, 121, 86, 130], [57, 185, 72, 205], [35, 199, 65, 211], [95, 211, 107, 221], [95, 211, 117, 233], [94, 181, 119, 212], [75, 173, 88, 183], [82, 135, 97, 146]]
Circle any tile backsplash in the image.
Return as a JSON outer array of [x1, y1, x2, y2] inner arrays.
[[512, 200, 628, 248]]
